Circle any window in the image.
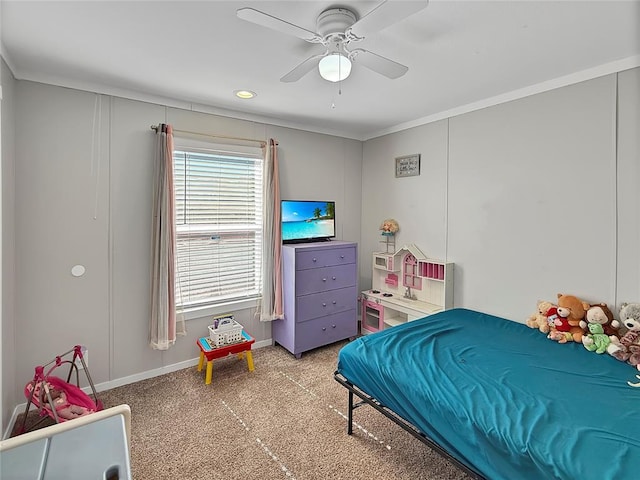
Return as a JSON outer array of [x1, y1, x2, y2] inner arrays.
[[402, 253, 422, 290], [173, 142, 263, 309]]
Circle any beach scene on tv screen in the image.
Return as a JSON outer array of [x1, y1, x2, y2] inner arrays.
[[282, 201, 335, 240]]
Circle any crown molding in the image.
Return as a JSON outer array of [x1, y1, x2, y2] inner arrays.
[[0, 41, 18, 81], [4, 53, 638, 143], [364, 55, 640, 140], [6, 67, 363, 141]]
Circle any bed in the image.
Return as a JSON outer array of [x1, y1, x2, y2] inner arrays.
[[334, 308, 640, 479]]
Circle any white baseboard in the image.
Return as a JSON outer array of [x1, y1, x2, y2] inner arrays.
[[4, 339, 273, 439]]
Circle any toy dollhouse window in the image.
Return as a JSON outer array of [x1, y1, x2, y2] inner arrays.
[[402, 254, 422, 290]]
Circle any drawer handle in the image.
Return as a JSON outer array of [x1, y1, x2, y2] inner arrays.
[[332, 324, 336, 328], [332, 301, 337, 304], [332, 276, 336, 280], [340, 255, 344, 259], [322, 278, 327, 282], [322, 327, 326, 331], [322, 303, 327, 307], [312, 258, 317, 262]]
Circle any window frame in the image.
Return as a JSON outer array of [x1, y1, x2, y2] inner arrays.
[[172, 139, 264, 314]]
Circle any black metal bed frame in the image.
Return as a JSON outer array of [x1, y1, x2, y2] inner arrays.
[[333, 371, 485, 480]]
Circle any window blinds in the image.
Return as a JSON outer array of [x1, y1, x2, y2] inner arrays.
[[173, 146, 263, 308]]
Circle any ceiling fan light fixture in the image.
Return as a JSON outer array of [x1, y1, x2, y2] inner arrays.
[[318, 54, 352, 82]]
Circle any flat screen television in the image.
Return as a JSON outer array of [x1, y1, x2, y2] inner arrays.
[[281, 200, 336, 244]]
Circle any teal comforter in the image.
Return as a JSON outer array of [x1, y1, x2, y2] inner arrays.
[[337, 308, 639, 479]]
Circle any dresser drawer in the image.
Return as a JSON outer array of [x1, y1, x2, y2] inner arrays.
[[295, 247, 356, 270], [295, 286, 357, 322], [295, 310, 357, 353], [295, 264, 356, 295]]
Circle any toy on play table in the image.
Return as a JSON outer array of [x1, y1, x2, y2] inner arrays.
[[208, 314, 244, 347]]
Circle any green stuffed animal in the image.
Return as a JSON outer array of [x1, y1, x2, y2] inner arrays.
[[582, 323, 611, 354]]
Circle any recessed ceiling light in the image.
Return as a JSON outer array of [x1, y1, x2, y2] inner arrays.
[[234, 90, 256, 99]]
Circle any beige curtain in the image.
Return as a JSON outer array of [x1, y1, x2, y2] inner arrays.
[[150, 124, 185, 349], [258, 139, 284, 321]]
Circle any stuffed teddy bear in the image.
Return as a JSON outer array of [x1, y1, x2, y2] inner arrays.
[[526, 300, 555, 333], [607, 302, 640, 369], [580, 303, 620, 337], [582, 323, 611, 354], [546, 305, 573, 343], [548, 293, 589, 343]]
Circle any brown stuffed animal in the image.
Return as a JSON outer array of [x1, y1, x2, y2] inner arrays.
[[580, 303, 620, 337], [526, 300, 555, 333], [553, 293, 590, 343]]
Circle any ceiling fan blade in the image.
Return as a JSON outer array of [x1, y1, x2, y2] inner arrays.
[[280, 53, 326, 83], [351, 49, 408, 79], [348, 0, 429, 38], [237, 8, 322, 43]]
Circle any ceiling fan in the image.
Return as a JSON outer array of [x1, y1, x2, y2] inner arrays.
[[237, 1, 429, 83]]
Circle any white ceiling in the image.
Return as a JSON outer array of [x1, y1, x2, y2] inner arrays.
[[2, 0, 639, 140]]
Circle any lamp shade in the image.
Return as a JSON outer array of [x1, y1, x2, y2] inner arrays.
[[318, 54, 352, 82]]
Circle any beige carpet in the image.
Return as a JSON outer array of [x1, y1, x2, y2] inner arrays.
[[13, 340, 470, 480]]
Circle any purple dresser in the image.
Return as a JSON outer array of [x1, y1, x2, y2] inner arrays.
[[273, 241, 358, 358]]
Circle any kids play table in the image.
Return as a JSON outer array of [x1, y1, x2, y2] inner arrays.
[[196, 331, 255, 385]]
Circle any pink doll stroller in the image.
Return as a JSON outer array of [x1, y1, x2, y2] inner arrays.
[[17, 345, 103, 435]]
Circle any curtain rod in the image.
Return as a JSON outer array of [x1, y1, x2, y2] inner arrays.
[[150, 125, 275, 147]]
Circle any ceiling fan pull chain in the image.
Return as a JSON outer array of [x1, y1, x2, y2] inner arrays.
[[332, 80, 342, 109]]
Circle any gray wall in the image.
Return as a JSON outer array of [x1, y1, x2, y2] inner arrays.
[[617, 68, 640, 303], [3, 67, 638, 430], [361, 69, 639, 321], [1, 57, 16, 434], [6, 81, 362, 415]]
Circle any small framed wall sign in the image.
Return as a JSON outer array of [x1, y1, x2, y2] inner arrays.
[[395, 154, 421, 178]]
